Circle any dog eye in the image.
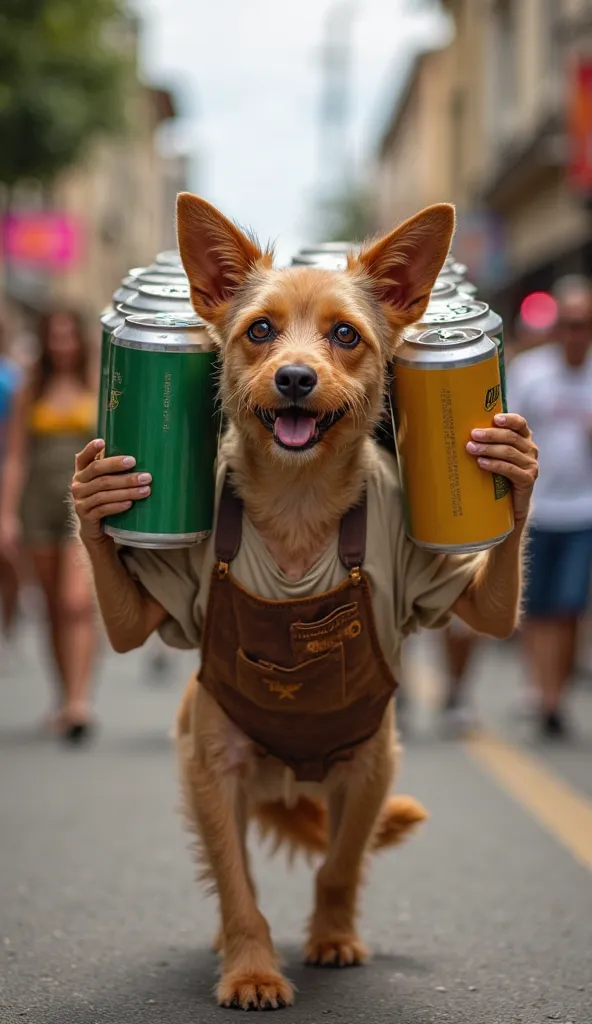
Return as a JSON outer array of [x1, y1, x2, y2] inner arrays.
[[331, 322, 360, 348], [247, 319, 275, 342]]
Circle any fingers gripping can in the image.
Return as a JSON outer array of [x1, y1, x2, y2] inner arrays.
[[393, 327, 514, 553], [104, 313, 219, 549]]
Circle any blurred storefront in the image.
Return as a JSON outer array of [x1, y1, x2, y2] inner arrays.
[[373, 0, 592, 324], [1, 17, 186, 334]]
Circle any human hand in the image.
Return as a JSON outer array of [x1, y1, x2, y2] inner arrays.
[[466, 413, 538, 526], [72, 439, 152, 545]]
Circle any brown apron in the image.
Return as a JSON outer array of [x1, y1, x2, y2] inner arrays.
[[199, 478, 398, 782]]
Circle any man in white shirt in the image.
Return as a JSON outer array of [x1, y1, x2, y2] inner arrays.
[[507, 279, 592, 736]]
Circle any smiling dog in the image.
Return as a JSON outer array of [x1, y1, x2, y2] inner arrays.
[[121, 193, 478, 1012]]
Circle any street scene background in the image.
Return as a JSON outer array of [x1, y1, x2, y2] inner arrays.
[[2, 2, 592, 1022]]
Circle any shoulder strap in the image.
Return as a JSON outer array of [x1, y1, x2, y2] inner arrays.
[[216, 475, 366, 570], [338, 490, 367, 570], [215, 477, 243, 564]]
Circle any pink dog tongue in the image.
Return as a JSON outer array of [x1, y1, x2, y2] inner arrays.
[[274, 412, 317, 447]]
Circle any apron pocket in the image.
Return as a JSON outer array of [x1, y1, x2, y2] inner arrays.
[[236, 644, 345, 713], [290, 601, 362, 658]]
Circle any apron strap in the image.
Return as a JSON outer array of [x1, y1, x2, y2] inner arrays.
[[215, 474, 367, 571], [338, 491, 367, 571], [215, 477, 243, 565]]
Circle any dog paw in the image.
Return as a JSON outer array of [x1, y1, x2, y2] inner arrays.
[[217, 970, 294, 1010], [304, 935, 369, 967]]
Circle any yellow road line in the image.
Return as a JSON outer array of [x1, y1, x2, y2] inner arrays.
[[404, 647, 592, 872], [466, 729, 592, 872]]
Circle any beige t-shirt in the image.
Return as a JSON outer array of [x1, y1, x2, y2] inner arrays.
[[121, 446, 482, 675]]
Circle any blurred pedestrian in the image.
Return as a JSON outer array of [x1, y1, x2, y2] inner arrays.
[[507, 278, 592, 737], [0, 309, 98, 741], [440, 616, 478, 734], [0, 317, 22, 653]]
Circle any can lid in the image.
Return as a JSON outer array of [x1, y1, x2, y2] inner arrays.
[[298, 241, 357, 255], [112, 284, 137, 304], [121, 274, 142, 288], [154, 249, 182, 267], [125, 312, 206, 329], [416, 327, 484, 346], [456, 281, 479, 297], [421, 299, 489, 324], [136, 282, 191, 299], [431, 279, 458, 299], [129, 271, 188, 287], [101, 306, 124, 328], [141, 262, 185, 277], [291, 253, 348, 270]]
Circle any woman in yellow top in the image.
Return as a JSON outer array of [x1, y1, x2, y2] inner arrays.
[[0, 309, 98, 741]]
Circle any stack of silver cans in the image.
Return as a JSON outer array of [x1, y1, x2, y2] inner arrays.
[[98, 250, 190, 437], [290, 240, 359, 271], [413, 252, 506, 412]]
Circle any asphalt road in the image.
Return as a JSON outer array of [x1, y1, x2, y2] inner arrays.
[[1, 620, 591, 1024]]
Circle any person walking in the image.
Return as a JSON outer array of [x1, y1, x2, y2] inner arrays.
[[0, 318, 22, 654], [507, 278, 592, 737], [0, 309, 98, 741]]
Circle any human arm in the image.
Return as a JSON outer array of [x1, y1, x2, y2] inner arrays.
[[452, 412, 538, 637], [72, 438, 167, 652]]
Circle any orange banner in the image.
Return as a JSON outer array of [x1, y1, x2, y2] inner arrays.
[[568, 57, 592, 192]]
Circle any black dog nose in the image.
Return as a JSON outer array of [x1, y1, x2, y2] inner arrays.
[[274, 364, 317, 401]]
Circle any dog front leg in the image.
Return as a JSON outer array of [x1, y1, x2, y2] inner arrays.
[[305, 734, 395, 967], [185, 754, 294, 1010]]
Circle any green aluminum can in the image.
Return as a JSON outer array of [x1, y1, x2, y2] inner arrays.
[[104, 312, 218, 549], [98, 305, 124, 437]]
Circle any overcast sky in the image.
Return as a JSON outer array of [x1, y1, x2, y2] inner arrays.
[[138, 0, 448, 262]]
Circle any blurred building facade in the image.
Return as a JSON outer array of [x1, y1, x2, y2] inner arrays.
[[373, 0, 592, 321], [3, 17, 186, 332], [50, 84, 183, 317]]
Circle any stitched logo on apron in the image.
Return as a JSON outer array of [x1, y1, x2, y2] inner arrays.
[[306, 619, 362, 653], [264, 679, 303, 700]]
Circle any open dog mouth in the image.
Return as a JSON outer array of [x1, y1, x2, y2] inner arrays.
[[254, 405, 348, 450]]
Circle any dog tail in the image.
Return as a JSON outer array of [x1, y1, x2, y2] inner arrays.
[[253, 794, 427, 861], [370, 795, 428, 851]]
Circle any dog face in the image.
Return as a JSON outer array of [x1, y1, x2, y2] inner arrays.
[[177, 195, 454, 462]]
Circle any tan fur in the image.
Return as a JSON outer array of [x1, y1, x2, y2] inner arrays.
[[174, 195, 453, 1010]]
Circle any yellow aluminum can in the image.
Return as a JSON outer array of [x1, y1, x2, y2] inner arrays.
[[393, 327, 514, 553]]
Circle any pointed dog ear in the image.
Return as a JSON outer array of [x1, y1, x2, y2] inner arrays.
[[357, 204, 455, 327], [176, 193, 271, 326]]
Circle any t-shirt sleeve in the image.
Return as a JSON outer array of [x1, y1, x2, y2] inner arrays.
[[120, 545, 203, 649], [396, 532, 484, 636]]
